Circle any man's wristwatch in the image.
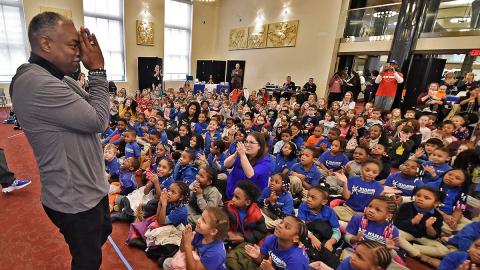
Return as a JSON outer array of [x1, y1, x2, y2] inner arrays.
[[88, 69, 107, 77]]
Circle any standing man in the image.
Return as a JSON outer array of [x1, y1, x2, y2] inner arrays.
[[231, 63, 243, 90], [374, 60, 404, 111], [10, 12, 111, 269]]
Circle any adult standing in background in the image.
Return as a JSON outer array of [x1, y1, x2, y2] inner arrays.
[[231, 63, 243, 90], [151, 64, 163, 92], [10, 12, 111, 269], [374, 60, 404, 111], [301, 77, 317, 104], [327, 72, 344, 106], [363, 70, 378, 103], [346, 70, 362, 101]]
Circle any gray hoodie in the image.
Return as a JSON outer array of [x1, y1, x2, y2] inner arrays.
[[11, 63, 110, 213]]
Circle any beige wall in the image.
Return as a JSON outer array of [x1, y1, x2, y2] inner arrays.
[[211, 0, 343, 97]]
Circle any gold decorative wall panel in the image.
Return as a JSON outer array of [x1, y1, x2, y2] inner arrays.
[[247, 25, 267, 49], [136, 20, 154, 46], [229, 27, 248, 50], [266, 20, 299, 48]]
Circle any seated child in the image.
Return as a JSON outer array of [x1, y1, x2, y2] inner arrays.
[[384, 159, 423, 202], [204, 119, 222, 155], [102, 118, 127, 145], [305, 125, 324, 147], [410, 138, 443, 164], [389, 125, 415, 168], [104, 144, 120, 181], [289, 146, 321, 199], [258, 173, 294, 229], [395, 186, 447, 266], [243, 216, 310, 270], [273, 142, 298, 175], [163, 207, 229, 270], [188, 166, 223, 225], [206, 140, 228, 178], [421, 147, 452, 184], [127, 181, 190, 250], [188, 133, 205, 158], [225, 181, 267, 268], [298, 185, 341, 269], [173, 149, 198, 187], [318, 138, 349, 193], [123, 130, 141, 159], [334, 159, 385, 222], [427, 169, 471, 235], [273, 129, 292, 154], [337, 240, 392, 270], [316, 127, 341, 153], [438, 237, 480, 270], [344, 146, 369, 177], [370, 144, 391, 181]]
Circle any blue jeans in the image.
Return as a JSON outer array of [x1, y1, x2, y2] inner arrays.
[[375, 95, 395, 111]]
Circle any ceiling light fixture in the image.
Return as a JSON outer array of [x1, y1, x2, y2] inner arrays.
[[450, 17, 471, 23], [373, 11, 399, 18]]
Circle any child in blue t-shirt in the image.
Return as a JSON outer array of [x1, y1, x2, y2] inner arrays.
[[193, 112, 208, 135], [439, 237, 480, 270], [273, 142, 298, 175], [102, 118, 127, 145], [188, 133, 205, 158], [289, 146, 321, 199], [446, 221, 480, 252], [127, 181, 190, 250], [384, 159, 423, 201], [173, 149, 198, 186], [427, 169, 471, 234], [163, 207, 229, 270], [258, 173, 294, 229], [298, 185, 341, 269], [315, 127, 341, 153], [204, 119, 222, 155], [337, 240, 392, 270], [244, 216, 310, 270], [318, 138, 349, 194], [206, 140, 228, 176], [118, 157, 139, 195], [154, 119, 169, 145], [333, 159, 385, 222], [345, 196, 399, 251], [421, 147, 452, 184], [104, 144, 120, 181], [123, 130, 141, 159]]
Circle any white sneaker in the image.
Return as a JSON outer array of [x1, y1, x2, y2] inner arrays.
[[2, 179, 31, 193]]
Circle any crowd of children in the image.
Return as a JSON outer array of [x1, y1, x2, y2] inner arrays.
[[101, 85, 480, 270]]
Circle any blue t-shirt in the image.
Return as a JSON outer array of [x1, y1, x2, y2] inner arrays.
[[315, 138, 332, 149], [204, 131, 222, 153], [173, 162, 198, 185], [165, 204, 188, 225], [428, 180, 464, 215], [258, 187, 294, 216], [273, 154, 298, 175], [447, 222, 480, 251], [207, 152, 227, 174], [125, 141, 141, 158], [346, 214, 399, 245], [260, 235, 310, 270], [192, 233, 227, 270], [297, 202, 339, 228], [346, 176, 384, 212], [421, 161, 452, 183], [159, 176, 175, 190], [194, 122, 208, 135], [105, 157, 121, 176], [384, 172, 424, 196], [318, 151, 349, 171], [226, 155, 272, 199], [290, 163, 321, 187], [133, 121, 147, 137], [438, 251, 469, 270], [119, 170, 136, 189], [293, 136, 304, 150]]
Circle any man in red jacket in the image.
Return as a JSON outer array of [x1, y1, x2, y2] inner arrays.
[[374, 60, 404, 111]]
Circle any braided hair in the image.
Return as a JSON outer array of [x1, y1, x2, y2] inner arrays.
[[171, 181, 190, 205], [361, 196, 398, 241], [286, 215, 309, 245], [357, 240, 392, 269], [273, 173, 291, 193]]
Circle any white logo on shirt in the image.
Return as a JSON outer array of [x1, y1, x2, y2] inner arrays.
[[351, 185, 376, 195], [268, 251, 287, 268]]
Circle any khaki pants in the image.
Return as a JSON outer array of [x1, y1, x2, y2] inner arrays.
[[398, 230, 449, 258], [261, 209, 282, 230], [442, 216, 471, 235], [319, 169, 343, 195], [289, 176, 308, 200], [333, 205, 358, 222]]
